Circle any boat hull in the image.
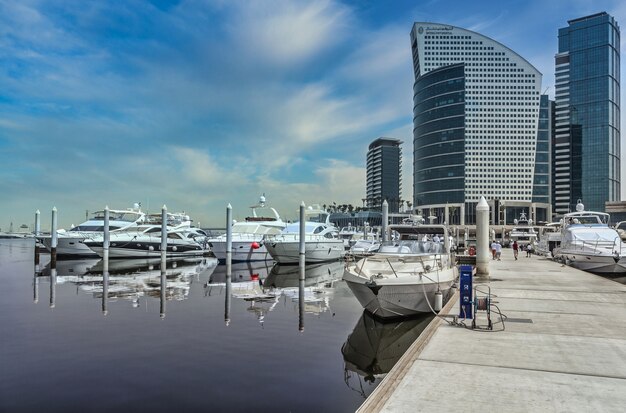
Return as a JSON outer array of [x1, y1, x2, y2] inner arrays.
[[40, 236, 99, 257], [210, 239, 273, 262], [88, 243, 207, 259], [556, 251, 626, 274], [265, 240, 345, 264], [343, 269, 455, 319]]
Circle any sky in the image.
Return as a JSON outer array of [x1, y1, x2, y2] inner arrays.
[[1, 0, 625, 229]]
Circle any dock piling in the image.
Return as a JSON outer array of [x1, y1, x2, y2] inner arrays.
[[161, 205, 167, 259], [475, 196, 490, 278], [382, 200, 388, 242], [50, 207, 58, 262]]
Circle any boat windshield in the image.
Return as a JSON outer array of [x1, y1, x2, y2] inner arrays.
[[513, 228, 534, 233], [70, 225, 121, 232], [90, 211, 142, 222], [378, 240, 445, 254]]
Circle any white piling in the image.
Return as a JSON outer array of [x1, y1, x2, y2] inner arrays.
[[382, 200, 388, 242], [299, 202, 306, 269], [49, 266, 56, 309], [475, 196, 490, 278], [103, 206, 110, 253], [34, 210, 40, 236], [161, 205, 167, 258], [102, 255, 109, 316], [50, 207, 58, 260], [226, 203, 233, 326], [160, 256, 166, 319]]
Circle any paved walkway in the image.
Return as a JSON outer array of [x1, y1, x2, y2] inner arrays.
[[358, 251, 626, 412]]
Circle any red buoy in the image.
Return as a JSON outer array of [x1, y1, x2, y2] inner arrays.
[[251, 242, 260, 249]]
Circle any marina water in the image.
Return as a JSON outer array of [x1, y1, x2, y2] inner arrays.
[[0, 239, 433, 412]]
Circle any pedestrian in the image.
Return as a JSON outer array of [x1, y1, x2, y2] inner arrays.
[[495, 241, 502, 261], [512, 240, 519, 260], [490, 240, 497, 260], [526, 243, 533, 257]]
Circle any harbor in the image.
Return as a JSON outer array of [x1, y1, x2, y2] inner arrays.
[[358, 252, 626, 412]]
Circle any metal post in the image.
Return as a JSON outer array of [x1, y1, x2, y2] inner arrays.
[[298, 277, 305, 332], [476, 196, 490, 278], [33, 271, 39, 304], [382, 200, 388, 243], [51, 207, 58, 261], [161, 205, 167, 258]]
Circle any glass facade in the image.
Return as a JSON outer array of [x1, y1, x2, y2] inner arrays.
[[414, 64, 465, 206], [533, 95, 552, 204], [554, 12, 620, 213]]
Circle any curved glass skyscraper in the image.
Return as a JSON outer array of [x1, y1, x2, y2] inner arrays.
[[410, 23, 546, 224]]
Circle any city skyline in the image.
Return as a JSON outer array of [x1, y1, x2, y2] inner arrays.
[[1, 0, 625, 228]]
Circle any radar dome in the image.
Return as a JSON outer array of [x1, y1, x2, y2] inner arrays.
[[575, 200, 584, 212]]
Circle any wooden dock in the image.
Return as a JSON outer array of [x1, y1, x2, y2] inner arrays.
[[358, 251, 626, 412]]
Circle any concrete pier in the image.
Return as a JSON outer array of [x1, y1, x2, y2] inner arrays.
[[358, 253, 626, 412]]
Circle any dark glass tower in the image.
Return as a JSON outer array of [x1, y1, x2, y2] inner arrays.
[[554, 12, 620, 213], [366, 138, 403, 212], [413, 63, 465, 207]]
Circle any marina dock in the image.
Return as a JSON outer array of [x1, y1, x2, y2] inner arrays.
[[358, 252, 626, 412]]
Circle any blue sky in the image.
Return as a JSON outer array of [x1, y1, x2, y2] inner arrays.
[[1, 0, 625, 229]]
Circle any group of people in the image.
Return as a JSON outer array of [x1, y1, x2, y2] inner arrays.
[[492, 240, 533, 261], [511, 240, 533, 260]]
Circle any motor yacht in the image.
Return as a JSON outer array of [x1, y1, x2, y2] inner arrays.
[[208, 195, 286, 262], [343, 222, 457, 319], [508, 212, 538, 247], [84, 224, 209, 258], [264, 205, 345, 264], [535, 222, 561, 257], [553, 201, 626, 274], [39, 206, 146, 257]]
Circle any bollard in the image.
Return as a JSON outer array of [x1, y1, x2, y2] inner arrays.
[[475, 196, 490, 278], [51, 207, 58, 262], [382, 200, 388, 242], [161, 205, 167, 259], [103, 206, 110, 253]]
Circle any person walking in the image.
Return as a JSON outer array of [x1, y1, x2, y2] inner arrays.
[[490, 241, 497, 260], [512, 240, 519, 260], [526, 243, 533, 257], [495, 241, 502, 261]]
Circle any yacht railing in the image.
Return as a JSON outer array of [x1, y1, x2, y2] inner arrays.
[[568, 237, 622, 255]]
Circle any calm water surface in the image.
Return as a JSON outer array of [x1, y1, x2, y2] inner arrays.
[[0, 240, 432, 413]]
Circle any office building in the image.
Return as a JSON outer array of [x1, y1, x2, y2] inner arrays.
[[366, 137, 403, 212], [411, 22, 549, 224], [553, 12, 620, 214]]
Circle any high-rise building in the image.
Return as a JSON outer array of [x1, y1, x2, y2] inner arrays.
[[366, 137, 403, 212], [554, 12, 620, 214], [410, 23, 549, 224]]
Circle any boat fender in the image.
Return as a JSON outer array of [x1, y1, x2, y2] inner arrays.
[[251, 242, 260, 249], [173, 246, 178, 251], [149, 246, 154, 251]]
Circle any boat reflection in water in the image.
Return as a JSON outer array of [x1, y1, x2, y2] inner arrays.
[[206, 260, 344, 326], [341, 311, 433, 397], [36, 257, 217, 313]]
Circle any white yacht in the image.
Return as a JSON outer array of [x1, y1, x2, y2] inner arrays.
[[208, 195, 286, 262], [39, 206, 146, 257], [264, 205, 345, 264], [84, 225, 209, 258], [343, 222, 456, 319], [535, 222, 561, 257], [508, 212, 538, 247], [553, 201, 626, 274]]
